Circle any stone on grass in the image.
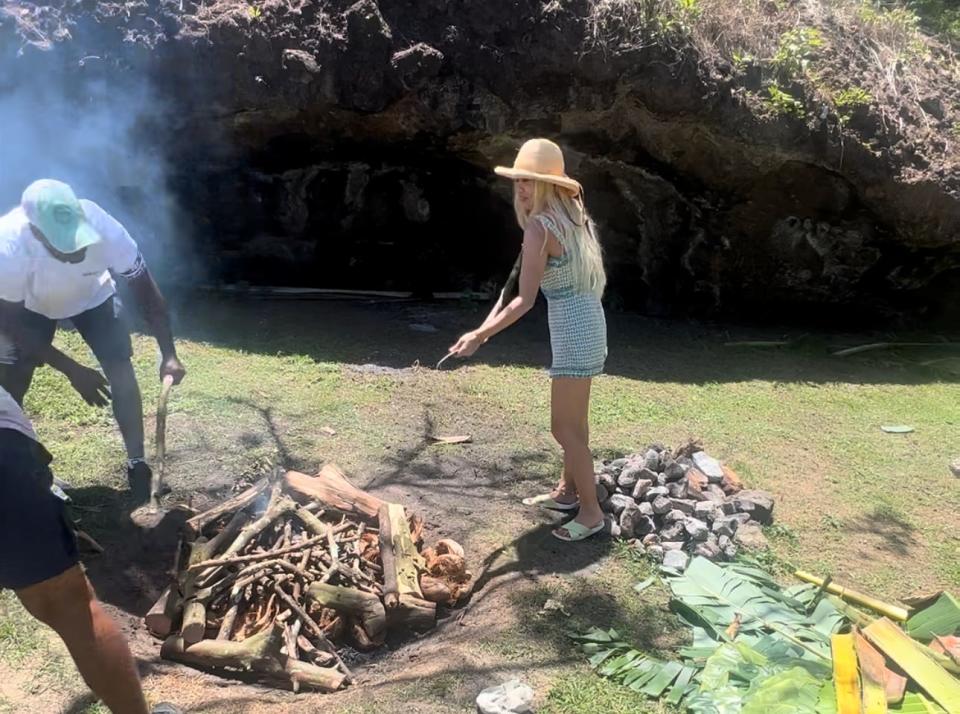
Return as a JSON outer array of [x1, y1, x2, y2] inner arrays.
[[695, 501, 719, 521], [646, 545, 664, 563], [604, 493, 634, 517], [669, 498, 696, 515], [720, 465, 744, 495], [684, 467, 708, 497], [694, 541, 722, 559], [692, 451, 724, 482], [619, 503, 646, 539], [602, 458, 628, 476], [617, 464, 644, 491], [949, 458, 960, 478], [732, 490, 775, 524], [652, 495, 673, 515], [632, 480, 652, 501], [703, 485, 726, 503], [597, 472, 617, 493], [665, 509, 686, 523], [684, 518, 710, 541], [712, 515, 743, 538], [661, 540, 684, 551], [642, 533, 660, 546], [720, 500, 738, 515], [734, 522, 768, 550], [660, 522, 685, 541], [667, 482, 687, 499], [644, 449, 661, 471], [663, 550, 690, 571], [596, 483, 610, 504], [637, 467, 660, 485], [637, 501, 654, 517], [663, 460, 687, 482], [603, 514, 622, 538], [476, 679, 534, 714], [646, 486, 669, 502]]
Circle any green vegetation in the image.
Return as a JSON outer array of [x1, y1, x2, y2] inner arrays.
[[773, 27, 823, 78], [765, 84, 806, 117]]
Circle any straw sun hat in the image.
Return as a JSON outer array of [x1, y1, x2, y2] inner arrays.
[[494, 138, 582, 196]]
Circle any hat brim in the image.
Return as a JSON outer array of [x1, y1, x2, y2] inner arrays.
[[494, 167, 582, 195]]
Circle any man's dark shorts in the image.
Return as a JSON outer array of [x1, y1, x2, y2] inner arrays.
[[0, 295, 133, 404], [0, 429, 79, 590]]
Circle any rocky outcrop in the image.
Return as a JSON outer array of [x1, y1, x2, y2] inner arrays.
[[2, 0, 958, 322]]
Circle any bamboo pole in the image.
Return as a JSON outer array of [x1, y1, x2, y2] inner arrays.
[[794, 571, 909, 621]]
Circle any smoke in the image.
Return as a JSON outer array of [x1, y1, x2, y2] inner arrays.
[[0, 66, 197, 287]]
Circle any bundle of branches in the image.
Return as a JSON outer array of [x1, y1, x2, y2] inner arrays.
[[145, 464, 472, 692]]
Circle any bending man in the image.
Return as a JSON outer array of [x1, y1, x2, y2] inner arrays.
[[0, 179, 186, 501]]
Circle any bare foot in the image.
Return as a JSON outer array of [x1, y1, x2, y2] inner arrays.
[[551, 481, 578, 505]]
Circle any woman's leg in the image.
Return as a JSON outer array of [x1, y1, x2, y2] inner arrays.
[[551, 377, 603, 534]]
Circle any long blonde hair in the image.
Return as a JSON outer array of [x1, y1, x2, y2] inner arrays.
[[514, 181, 607, 297]]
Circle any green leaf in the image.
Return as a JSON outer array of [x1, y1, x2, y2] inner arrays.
[[741, 667, 823, 713], [634, 576, 657, 594], [892, 692, 949, 713], [905, 593, 960, 643], [815, 680, 837, 714], [666, 665, 697, 705], [686, 685, 744, 714], [700, 643, 744, 691], [640, 659, 684, 697], [666, 558, 836, 661]]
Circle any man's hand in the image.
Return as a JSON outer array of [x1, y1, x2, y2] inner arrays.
[[449, 331, 483, 358], [66, 364, 111, 407], [160, 355, 186, 385]]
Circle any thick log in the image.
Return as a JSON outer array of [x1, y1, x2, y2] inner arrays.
[[182, 600, 207, 645], [270, 581, 353, 681], [307, 582, 386, 645], [282, 659, 345, 693], [389, 593, 436, 632], [217, 592, 242, 640], [161, 621, 284, 671], [184, 477, 271, 540], [145, 585, 180, 638], [378, 503, 425, 609], [284, 464, 385, 520]]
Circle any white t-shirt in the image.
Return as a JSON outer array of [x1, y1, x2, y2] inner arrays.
[[0, 200, 146, 320], [0, 386, 37, 441]]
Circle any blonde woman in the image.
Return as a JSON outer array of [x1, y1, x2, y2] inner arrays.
[[449, 139, 608, 542]]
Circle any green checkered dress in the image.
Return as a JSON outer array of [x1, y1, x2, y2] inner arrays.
[[536, 214, 607, 379]]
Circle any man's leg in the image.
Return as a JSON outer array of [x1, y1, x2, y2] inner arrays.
[[71, 296, 143, 461], [0, 429, 149, 714], [17, 567, 150, 714]]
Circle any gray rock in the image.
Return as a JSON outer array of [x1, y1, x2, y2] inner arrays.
[[644, 449, 661, 471], [663, 549, 690, 571], [637, 501, 655, 517], [951, 458, 960, 478], [723, 543, 738, 559], [476, 679, 535, 714], [684, 518, 710, 541], [712, 515, 747, 538], [603, 514, 622, 538], [665, 509, 686, 523], [663, 461, 688, 482], [604, 493, 634, 517], [660, 522, 685, 541], [732, 490, 775, 524], [596, 483, 610, 503], [695, 501, 720, 522], [694, 541, 722, 560], [602, 458, 629, 476], [619, 503, 642, 538], [646, 486, 669, 502], [661, 540, 685, 551], [669, 499, 697, 515], [703, 485, 726, 503], [648, 442, 667, 453], [652, 495, 673, 515], [657, 474, 668, 486], [642, 533, 661, 546], [692, 451, 725, 482], [667, 482, 687, 499], [637, 467, 660, 485], [617, 464, 644, 490], [734, 522, 769, 550], [597, 472, 617, 494], [646, 545, 664, 563], [721, 500, 738, 515], [718, 534, 732, 551], [632, 480, 652, 501]]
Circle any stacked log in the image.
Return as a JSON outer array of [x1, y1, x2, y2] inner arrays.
[[146, 464, 471, 692]]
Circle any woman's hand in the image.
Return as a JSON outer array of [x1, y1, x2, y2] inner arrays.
[[449, 330, 484, 358]]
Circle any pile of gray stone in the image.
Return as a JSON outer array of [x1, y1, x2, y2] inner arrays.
[[597, 442, 775, 571]]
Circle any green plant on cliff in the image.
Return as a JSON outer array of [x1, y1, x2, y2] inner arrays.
[[765, 84, 806, 117], [832, 86, 873, 122], [773, 27, 823, 78]]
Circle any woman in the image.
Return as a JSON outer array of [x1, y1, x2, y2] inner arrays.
[[449, 138, 608, 542]]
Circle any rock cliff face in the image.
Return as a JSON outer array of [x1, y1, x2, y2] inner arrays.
[[2, 0, 958, 322]]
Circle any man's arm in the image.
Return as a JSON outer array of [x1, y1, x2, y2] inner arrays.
[[121, 269, 186, 384], [0, 300, 111, 406]]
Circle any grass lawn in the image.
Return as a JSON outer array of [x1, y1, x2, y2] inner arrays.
[[1, 296, 957, 713]]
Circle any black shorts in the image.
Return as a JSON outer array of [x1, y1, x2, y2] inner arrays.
[[0, 429, 79, 590], [0, 295, 132, 404]]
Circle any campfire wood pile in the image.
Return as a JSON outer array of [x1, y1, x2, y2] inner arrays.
[[597, 441, 775, 571], [145, 464, 472, 692]]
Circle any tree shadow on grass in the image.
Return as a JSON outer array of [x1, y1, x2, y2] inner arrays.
[[844, 505, 920, 559]]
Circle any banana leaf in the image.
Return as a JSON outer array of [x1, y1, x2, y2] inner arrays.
[[667, 557, 837, 661], [891, 693, 949, 714], [905, 593, 960, 644], [685, 686, 744, 714], [741, 667, 823, 713], [816, 681, 838, 714]]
